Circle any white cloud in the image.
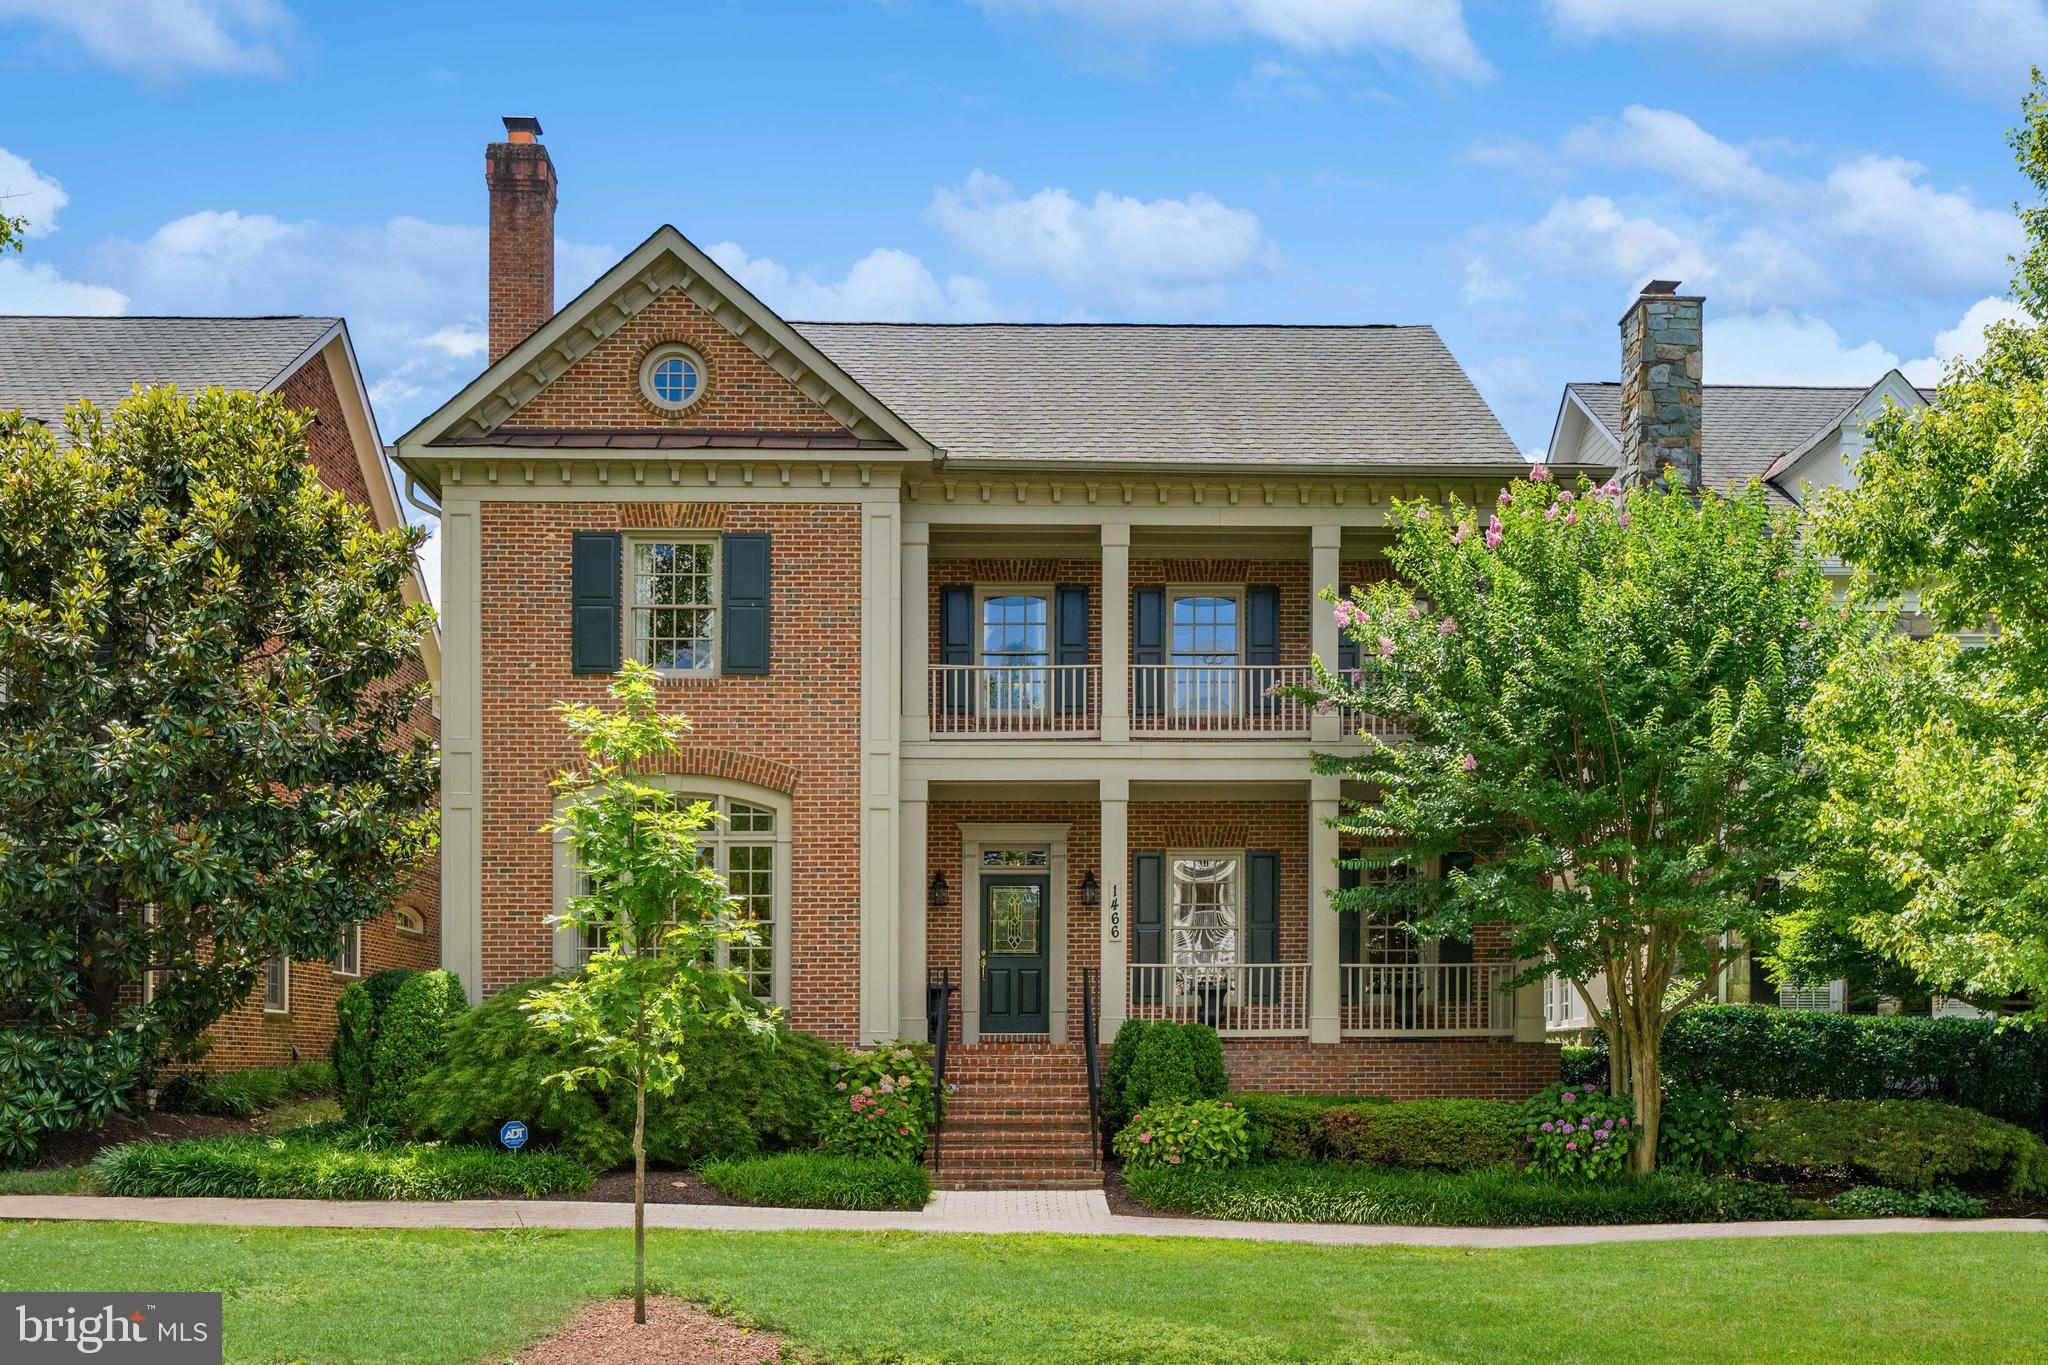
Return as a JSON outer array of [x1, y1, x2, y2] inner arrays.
[[925, 170, 1274, 312], [967, 0, 1490, 79], [1467, 353, 1544, 410], [0, 258, 130, 312], [1705, 309, 1900, 385], [0, 0, 298, 77], [419, 323, 487, 359], [0, 147, 69, 236], [1560, 106, 1789, 204], [1460, 256, 1518, 303], [1901, 295, 2033, 385], [1545, 0, 2048, 92], [708, 242, 1001, 322], [1818, 155, 2023, 293], [1524, 195, 1705, 285]]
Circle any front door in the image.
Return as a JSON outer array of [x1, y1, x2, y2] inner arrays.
[[981, 874, 1049, 1034]]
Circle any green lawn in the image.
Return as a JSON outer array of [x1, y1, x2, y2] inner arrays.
[[0, 1221, 2041, 1363]]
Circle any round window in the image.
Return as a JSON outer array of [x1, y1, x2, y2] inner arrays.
[[638, 344, 708, 413]]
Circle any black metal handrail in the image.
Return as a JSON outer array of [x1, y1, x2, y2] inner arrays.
[[926, 966, 955, 1169], [1081, 965, 1105, 1158]]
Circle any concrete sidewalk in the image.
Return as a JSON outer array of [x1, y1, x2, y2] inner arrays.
[[1, 1191, 2041, 1248]]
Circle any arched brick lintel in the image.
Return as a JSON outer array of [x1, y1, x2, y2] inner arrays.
[[636, 745, 800, 795]]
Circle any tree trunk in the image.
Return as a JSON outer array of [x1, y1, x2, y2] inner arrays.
[[633, 1065, 647, 1324], [1626, 1015, 1663, 1174]]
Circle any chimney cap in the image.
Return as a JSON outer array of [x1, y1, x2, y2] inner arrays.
[[1641, 278, 1682, 296], [501, 116, 544, 142]]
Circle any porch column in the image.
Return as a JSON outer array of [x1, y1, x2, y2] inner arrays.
[[897, 779, 930, 1040], [1101, 524, 1131, 743], [901, 523, 930, 742], [1310, 524, 1341, 745], [1308, 773, 1342, 1042], [1512, 960, 1547, 1042], [1099, 775, 1130, 1036]]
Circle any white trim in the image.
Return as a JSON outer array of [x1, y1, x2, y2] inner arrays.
[[1164, 849, 1246, 970], [638, 342, 710, 414], [957, 822, 1071, 1044], [262, 955, 291, 1014], [621, 532, 722, 678], [393, 904, 426, 937], [331, 923, 362, 978]]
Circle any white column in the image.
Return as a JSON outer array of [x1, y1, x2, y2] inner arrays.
[[1311, 523, 1342, 745], [1308, 773, 1342, 1042], [1101, 524, 1131, 744], [897, 779, 930, 1041], [1513, 967, 1547, 1043], [1099, 775, 1130, 1035], [900, 522, 929, 743], [439, 486, 484, 1003], [858, 502, 902, 1044]]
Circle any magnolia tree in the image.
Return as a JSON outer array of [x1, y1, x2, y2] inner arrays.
[[1789, 74, 2048, 1023], [1304, 470, 1852, 1168], [524, 661, 773, 1325], [0, 388, 436, 1161]]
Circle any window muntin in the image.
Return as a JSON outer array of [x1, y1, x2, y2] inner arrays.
[[978, 592, 1049, 713], [629, 539, 718, 673], [1169, 854, 1241, 976], [393, 905, 425, 936], [982, 848, 1051, 868], [332, 924, 361, 977], [569, 794, 780, 1002], [1351, 864, 1421, 966], [638, 344, 708, 413], [1170, 593, 1241, 713], [262, 955, 290, 1013]]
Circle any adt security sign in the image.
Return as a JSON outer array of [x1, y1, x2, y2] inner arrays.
[[499, 1120, 529, 1151]]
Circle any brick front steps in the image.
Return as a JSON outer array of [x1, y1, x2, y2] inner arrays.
[[931, 1042, 1103, 1190]]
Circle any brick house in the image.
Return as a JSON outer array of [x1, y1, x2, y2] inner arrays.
[[395, 119, 1557, 1185], [0, 315, 443, 1068]]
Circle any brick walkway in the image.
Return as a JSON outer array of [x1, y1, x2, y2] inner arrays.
[[1, 1193, 2041, 1247]]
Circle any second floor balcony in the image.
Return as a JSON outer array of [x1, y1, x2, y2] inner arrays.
[[926, 661, 1398, 740]]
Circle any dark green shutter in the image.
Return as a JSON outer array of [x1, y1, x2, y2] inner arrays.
[[939, 585, 973, 714], [721, 533, 772, 675], [1055, 584, 1089, 714], [1247, 585, 1279, 714], [1132, 851, 1164, 1003], [1247, 850, 1280, 1001], [1132, 587, 1165, 716], [571, 531, 621, 675]]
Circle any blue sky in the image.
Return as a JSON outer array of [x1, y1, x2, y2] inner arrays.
[[2, 0, 2040, 466]]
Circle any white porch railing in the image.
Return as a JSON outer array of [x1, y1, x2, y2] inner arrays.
[[1127, 962, 1310, 1036], [1339, 963, 1514, 1036], [927, 664, 1101, 737], [1128, 664, 1314, 736]]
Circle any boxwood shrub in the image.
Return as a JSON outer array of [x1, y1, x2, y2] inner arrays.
[[1569, 1008, 2048, 1132], [89, 1124, 591, 1200], [1323, 1098, 1522, 1172], [1124, 1161, 1798, 1227], [409, 979, 831, 1171], [365, 970, 466, 1130], [1232, 1094, 1370, 1162], [698, 1152, 931, 1211], [334, 968, 419, 1122], [1739, 1097, 2048, 1194]]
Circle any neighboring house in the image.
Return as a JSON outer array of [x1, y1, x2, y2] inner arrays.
[[393, 119, 1557, 1184], [1539, 284, 1944, 1035], [0, 314, 443, 1068]]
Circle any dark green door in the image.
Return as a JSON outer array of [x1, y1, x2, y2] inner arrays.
[[981, 874, 1049, 1034]]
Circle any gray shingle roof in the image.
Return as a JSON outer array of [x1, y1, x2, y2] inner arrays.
[[1564, 381, 1935, 492], [793, 323, 1521, 469], [0, 316, 338, 426]]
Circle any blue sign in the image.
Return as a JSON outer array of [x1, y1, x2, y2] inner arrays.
[[499, 1120, 528, 1151]]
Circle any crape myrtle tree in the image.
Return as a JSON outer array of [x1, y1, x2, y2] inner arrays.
[[1789, 72, 2048, 1023], [524, 661, 773, 1326], [0, 387, 438, 1161], [1300, 469, 1855, 1169]]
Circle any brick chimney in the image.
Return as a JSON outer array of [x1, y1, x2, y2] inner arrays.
[[486, 116, 557, 364], [1619, 280, 1703, 491]]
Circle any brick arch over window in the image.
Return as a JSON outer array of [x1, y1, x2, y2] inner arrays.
[[639, 747, 800, 796]]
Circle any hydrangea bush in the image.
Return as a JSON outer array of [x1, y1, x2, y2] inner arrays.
[[1522, 1083, 1636, 1179], [818, 1042, 937, 1164], [1114, 1098, 1251, 1173]]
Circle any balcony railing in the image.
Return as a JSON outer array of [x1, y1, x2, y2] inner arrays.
[[1339, 963, 1514, 1036], [928, 663, 1101, 737], [1128, 664, 1315, 736], [1127, 962, 1310, 1036]]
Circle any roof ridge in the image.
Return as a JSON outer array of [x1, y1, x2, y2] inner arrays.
[[790, 320, 1421, 330], [0, 314, 337, 322]]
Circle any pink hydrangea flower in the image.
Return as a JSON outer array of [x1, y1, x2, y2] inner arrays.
[[1563, 1092, 1576, 1103], [1166, 1154, 1182, 1164], [1540, 1121, 1555, 1133], [1565, 1141, 1578, 1151], [1414, 505, 1432, 521], [1139, 1132, 1153, 1144]]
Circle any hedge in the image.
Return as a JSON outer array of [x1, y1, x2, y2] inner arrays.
[[1124, 1162, 1798, 1226], [89, 1124, 592, 1200], [1565, 1008, 2048, 1132], [1739, 1098, 2048, 1195], [1228, 1094, 1518, 1171], [364, 970, 465, 1130], [1233, 1094, 1372, 1162], [334, 968, 418, 1122], [697, 1152, 932, 1211]]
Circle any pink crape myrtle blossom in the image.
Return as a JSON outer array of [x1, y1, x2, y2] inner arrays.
[[1378, 636, 1396, 659], [1498, 487, 1513, 506], [1529, 463, 1552, 483], [1462, 753, 1478, 772], [1438, 617, 1458, 636], [1333, 599, 1357, 629]]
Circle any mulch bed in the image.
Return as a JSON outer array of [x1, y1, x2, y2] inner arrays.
[[32, 1111, 255, 1168], [1100, 1161, 1194, 1221], [563, 1167, 753, 1207], [514, 1298, 788, 1364]]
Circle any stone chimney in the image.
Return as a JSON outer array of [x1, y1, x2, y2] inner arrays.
[[486, 116, 557, 364], [1619, 280, 1703, 491]]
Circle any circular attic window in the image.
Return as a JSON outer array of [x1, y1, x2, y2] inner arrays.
[[639, 344, 707, 413]]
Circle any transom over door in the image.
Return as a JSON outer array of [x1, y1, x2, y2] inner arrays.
[[980, 874, 1049, 1034]]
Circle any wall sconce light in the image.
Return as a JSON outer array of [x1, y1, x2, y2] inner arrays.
[[1079, 870, 1100, 907], [928, 870, 950, 908]]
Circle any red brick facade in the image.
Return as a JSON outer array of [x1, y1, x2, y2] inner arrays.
[[1219, 1038, 1558, 1100], [486, 134, 557, 364], [477, 498, 864, 1041]]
